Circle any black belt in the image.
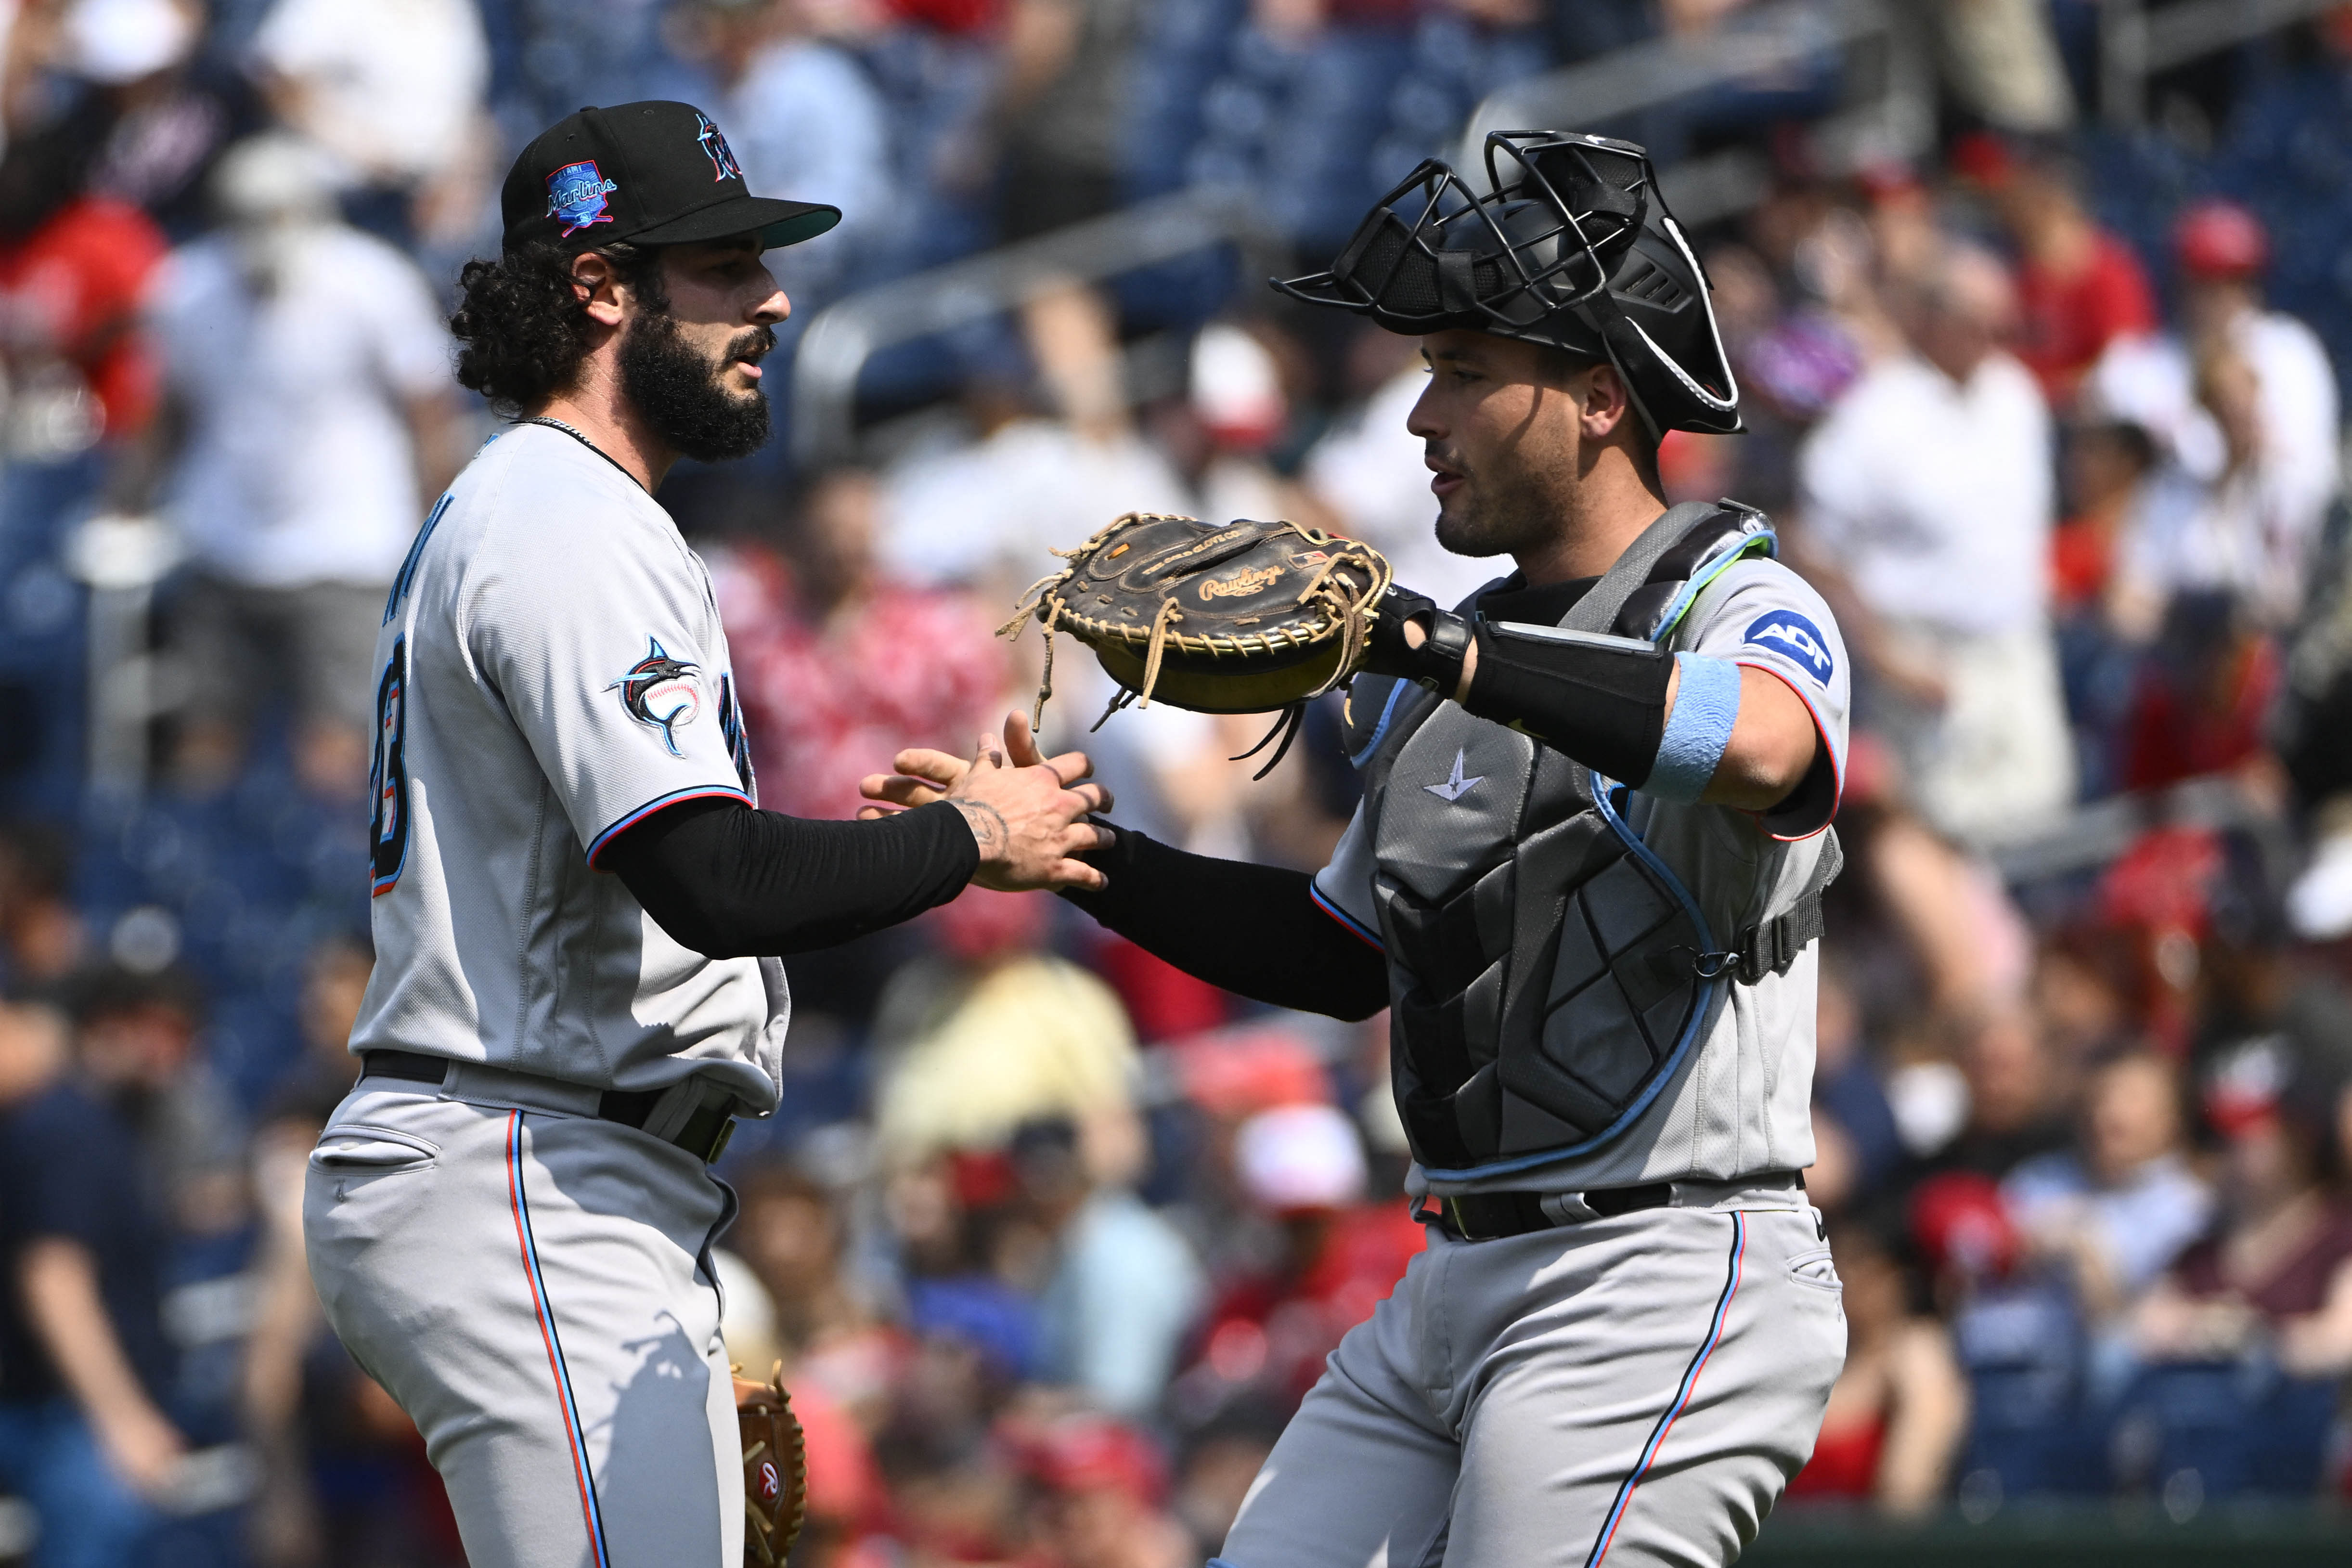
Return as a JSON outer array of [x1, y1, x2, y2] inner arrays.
[[361, 1050, 738, 1164], [1417, 1182, 1674, 1242], [1419, 1172, 1808, 1242]]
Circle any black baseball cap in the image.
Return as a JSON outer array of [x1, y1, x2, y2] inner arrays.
[[500, 100, 840, 255]]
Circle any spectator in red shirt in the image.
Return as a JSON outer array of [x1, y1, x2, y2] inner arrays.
[[1956, 133, 2157, 408], [2052, 419, 2159, 619], [2134, 1038, 2352, 1377], [0, 113, 168, 450], [2119, 590, 2280, 794], [719, 467, 1012, 822], [1178, 1102, 1423, 1415], [2052, 418, 2162, 796]]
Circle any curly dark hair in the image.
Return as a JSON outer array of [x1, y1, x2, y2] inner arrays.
[[450, 240, 669, 415]]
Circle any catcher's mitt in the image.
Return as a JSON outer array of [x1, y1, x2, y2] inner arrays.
[[735, 1365, 808, 1567], [1003, 514, 1393, 772]]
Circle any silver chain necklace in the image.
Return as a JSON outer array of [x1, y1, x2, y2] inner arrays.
[[523, 415, 646, 492]]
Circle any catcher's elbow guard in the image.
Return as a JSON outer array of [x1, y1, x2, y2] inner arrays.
[[1458, 619, 1676, 786]]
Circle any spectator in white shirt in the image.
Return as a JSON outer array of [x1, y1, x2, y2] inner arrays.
[[248, 0, 491, 249], [2114, 338, 2320, 635], [2087, 201, 2341, 570], [138, 136, 460, 792], [1798, 242, 2075, 844]]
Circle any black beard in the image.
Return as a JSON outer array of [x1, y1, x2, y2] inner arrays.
[[618, 310, 773, 463]]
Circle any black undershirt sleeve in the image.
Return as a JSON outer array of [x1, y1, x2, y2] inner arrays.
[[1060, 826, 1391, 1021], [604, 797, 979, 958]]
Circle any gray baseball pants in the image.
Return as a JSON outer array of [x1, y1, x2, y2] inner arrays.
[[303, 1073, 742, 1568], [1215, 1193, 1844, 1568]]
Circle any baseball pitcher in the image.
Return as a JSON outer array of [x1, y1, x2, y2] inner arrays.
[[303, 102, 1109, 1568]]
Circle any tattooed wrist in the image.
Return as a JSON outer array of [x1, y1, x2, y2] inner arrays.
[[951, 798, 1010, 861]]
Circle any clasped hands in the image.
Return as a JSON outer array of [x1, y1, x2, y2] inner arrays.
[[858, 713, 1115, 892]]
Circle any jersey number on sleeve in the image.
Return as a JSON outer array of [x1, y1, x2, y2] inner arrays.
[[370, 639, 410, 897]]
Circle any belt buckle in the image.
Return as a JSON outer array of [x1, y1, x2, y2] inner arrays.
[[701, 1113, 736, 1165], [638, 1079, 739, 1163], [1441, 1195, 1482, 1242]]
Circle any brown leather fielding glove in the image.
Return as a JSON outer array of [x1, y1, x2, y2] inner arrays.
[[735, 1367, 807, 1567], [1004, 513, 1395, 719]]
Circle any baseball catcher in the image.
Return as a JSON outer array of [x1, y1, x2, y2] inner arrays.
[[870, 130, 1848, 1568]]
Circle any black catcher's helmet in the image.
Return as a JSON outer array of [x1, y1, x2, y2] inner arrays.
[[1273, 131, 1741, 437]]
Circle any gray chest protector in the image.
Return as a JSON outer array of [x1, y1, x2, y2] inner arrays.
[[1342, 502, 1835, 1179]]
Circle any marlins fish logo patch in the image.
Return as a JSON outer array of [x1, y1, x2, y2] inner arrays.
[[1743, 609, 1834, 685], [697, 114, 743, 182], [545, 160, 618, 237], [608, 638, 703, 755]]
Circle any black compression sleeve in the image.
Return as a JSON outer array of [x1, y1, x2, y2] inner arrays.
[[1459, 618, 1675, 784], [1059, 827, 1389, 1021], [605, 798, 979, 958]]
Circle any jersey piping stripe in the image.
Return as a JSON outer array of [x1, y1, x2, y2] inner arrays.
[[1582, 1211, 1747, 1568], [1730, 658, 1844, 843], [506, 1111, 613, 1568], [1309, 881, 1383, 949], [583, 785, 751, 870]]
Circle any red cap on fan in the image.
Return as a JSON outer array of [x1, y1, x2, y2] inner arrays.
[[1909, 1171, 2021, 1283], [1947, 130, 2016, 188], [1005, 1412, 1167, 1503], [2173, 200, 2269, 281]]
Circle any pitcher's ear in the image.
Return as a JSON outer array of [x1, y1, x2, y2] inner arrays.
[[567, 251, 625, 326]]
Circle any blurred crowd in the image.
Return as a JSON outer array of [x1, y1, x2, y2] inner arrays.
[[8, 0, 2352, 1565]]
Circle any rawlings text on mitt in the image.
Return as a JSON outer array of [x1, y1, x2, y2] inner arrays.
[[1002, 514, 1392, 769], [736, 1365, 808, 1567]]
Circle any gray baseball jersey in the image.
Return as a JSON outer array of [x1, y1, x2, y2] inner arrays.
[[1312, 555, 1850, 1197], [350, 422, 788, 1112]]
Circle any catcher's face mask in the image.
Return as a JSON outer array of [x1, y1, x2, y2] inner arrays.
[[1274, 131, 1742, 437]]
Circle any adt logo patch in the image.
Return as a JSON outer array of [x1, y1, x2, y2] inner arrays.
[[1743, 610, 1834, 685], [545, 160, 618, 237]]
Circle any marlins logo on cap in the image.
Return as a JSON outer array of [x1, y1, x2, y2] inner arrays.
[[696, 113, 742, 182], [608, 638, 703, 755], [545, 160, 618, 237], [1743, 609, 1834, 685]]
